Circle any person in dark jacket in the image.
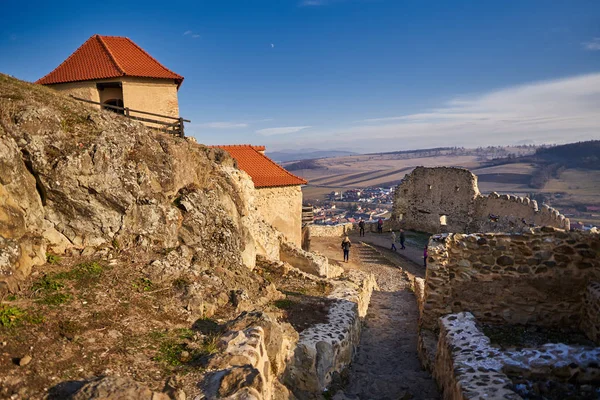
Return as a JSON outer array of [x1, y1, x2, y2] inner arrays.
[[341, 236, 352, 262], [399, 229, 406, 250], [423, 246, 428, 267], [377, 218, 383, 233], [358, 219, 365, 237]]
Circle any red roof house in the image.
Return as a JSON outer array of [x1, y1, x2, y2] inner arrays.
[[216, 145, 307, 246], [216, 145, 307, 188], [37, 34, 183, 121]]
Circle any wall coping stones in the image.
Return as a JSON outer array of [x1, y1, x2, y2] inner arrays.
[[284, 270, 377, 396], [434, 312, 600, 400]]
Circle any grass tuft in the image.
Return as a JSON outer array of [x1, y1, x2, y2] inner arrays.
[[133, 277, 153, 292], [0, 305, 26, 327], [46, 253, 62, 265]]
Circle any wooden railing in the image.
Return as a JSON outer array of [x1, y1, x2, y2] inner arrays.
[[69, 95, 191, 137]]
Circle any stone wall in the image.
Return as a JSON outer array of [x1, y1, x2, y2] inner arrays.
[[392, 167, 569, 233], [434, 313, 519, 400], [434, 312, 600, 400], [255, 185, 303, 247], [202, 312, 298, 400], [582, 281, 600, 344], [284, 271, 377, 398], [420, 229, 600, 330], [280, 241, 343, 279], [308, 223, 355, 238]]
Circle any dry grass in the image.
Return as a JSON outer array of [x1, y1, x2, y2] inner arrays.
[[0, 250, 211, 399]]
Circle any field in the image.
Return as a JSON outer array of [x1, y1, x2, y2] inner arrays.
[[288, 149, 600, 227]]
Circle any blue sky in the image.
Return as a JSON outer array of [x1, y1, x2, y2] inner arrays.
[[1, 0, 599, 152]]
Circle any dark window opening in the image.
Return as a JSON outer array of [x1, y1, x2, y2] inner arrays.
[[103, 99, 124, 114]]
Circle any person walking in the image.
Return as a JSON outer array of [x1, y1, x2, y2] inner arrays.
[[358, 219, 365, 237], [391, 230, 397, 252], [423, 246, 428, 268], [399, 229, 406, 250], [377, 218, 383, 234], [341, 236, 352, 263]]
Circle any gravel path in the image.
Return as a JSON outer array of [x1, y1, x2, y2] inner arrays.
[[334, 242, 440, 400]]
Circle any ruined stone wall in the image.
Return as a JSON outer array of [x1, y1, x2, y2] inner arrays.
[[392, 167, 570, 233], [421, 229, 600, 330], [308, 223, 355, 238], [255, 185, 303, 247], [582, 282, 600, 344], [393, 167, 479, 233]]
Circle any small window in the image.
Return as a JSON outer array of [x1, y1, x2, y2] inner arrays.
[[440, 215, 447, 226], [455, 186, 460, 192], [427, 184, 432, 190]]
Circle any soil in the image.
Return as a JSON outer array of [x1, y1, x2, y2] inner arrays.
[[313, 237, 440, 400], [482, 325, 597, 349], [0, 249, 227, 400], [255, 258, 335, 333]]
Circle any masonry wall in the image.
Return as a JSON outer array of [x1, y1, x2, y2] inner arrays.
[[47, 81, 102, 104], [581, 281, 600, 344], [47, 77, 180, 126], [393, 167, 570, 234], [121, 77, 180, 123], [420, 229, 600, 330], [255, 185, 303, 247], [308, 223, 355, 238], [393, 167, 478, 233]]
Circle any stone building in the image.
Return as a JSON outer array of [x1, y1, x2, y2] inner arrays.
[[393, 166, 569, 233], [217, 145, 307, 246], [36, 34, 183, 122]]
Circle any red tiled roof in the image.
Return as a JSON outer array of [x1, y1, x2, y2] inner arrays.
[[36, 35, 184, 87], [215, 145, 308, 188]]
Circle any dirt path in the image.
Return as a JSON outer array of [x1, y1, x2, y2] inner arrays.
[[313, 238, 439, 400]]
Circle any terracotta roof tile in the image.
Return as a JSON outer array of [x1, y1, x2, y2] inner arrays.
[[215, 145, 308, 188], [36, 35, 183, 87]]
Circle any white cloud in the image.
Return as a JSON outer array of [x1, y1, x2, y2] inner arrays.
[[183, 30, 192, 36], [192, 34, 201, 39], [338, 73, 600, 149], [256, 126, 311, 136], [582, 38, 600, 51], [199, 122, 249, 129]]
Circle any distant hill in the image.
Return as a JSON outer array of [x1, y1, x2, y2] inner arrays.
[[535, 141, 600, 170], [267, 149, 358, 162]]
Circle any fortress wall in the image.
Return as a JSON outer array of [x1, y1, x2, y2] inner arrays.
[[308, 223, 355, 238], [393, 167, 479, 233], [420, 229, 600, 330], [582, 282, 600, 344], [535, 203, 571, 230], [393, 167, 570, 234]]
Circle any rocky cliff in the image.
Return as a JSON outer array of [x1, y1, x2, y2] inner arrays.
[[0, 73, 263, 291], [0, 74, 367, 400]]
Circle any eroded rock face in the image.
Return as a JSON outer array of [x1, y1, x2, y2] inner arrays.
[[0, 74, 260, 291]]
